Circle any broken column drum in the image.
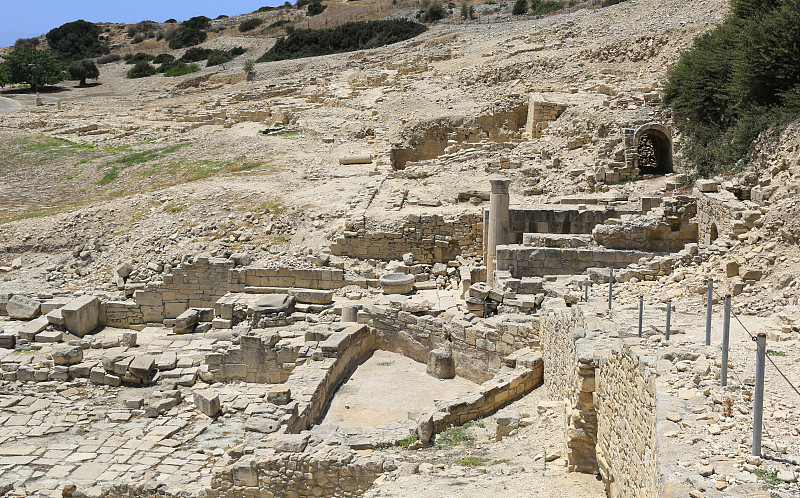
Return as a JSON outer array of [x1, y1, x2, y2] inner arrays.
[[486, 178, 511, 282]]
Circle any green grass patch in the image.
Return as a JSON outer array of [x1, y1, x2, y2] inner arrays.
[[492, 459, 510, 465], [766, 349, 786, 356], [434, 422, 475, 448], [96, 143, 193, 185], [454, 456, 489, 466], [280, 130, 302, 137], [752, 468, 782, 489], [397, 435, 419, 448]]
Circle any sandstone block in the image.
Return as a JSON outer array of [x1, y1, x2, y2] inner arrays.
[[17, 316, 50, 340], [61, 295, 100, 337], [7, 295, 41, 320], [426, 344, 455, 379], [52, 345, 84, 365], [0, 330, 16, 349], [288, 289, 333, 304], [696, 180, 718, 192], [245, 417, 281, 434], [46, 309, 65, 326], [129, 355, 155, 379], [173, 308, 200, 334], [723, 260, 740, 277], [193, 389, 221, 417], [266, 386, 291, 405], [35, 330, 63, 343]]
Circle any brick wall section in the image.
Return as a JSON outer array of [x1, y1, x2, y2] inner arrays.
[[694, 188, 752, 244], [330, 212, 483, 264]]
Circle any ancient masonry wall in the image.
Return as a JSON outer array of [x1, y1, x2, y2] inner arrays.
[[495, 246, 652, 278], [330, 212, 483, 264], [365, 303, 538, 383], [525, 100, 568, 139], [694, 187, 754, 244], [538, 304, 658, 495], [101, 257, 345, 328]]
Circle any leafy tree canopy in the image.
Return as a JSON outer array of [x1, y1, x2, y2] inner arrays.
[[0, 48, 68, 88], [46, 20, 108, 61], [68, 59, 99, 86], [663, 0, 800, 176]]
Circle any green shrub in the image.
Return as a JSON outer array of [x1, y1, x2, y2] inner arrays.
[[127, 61, 157, 78], [307, 0, 328, 15], [168, 17, 210, 49], [419, 1, 446, 21], [163, 61, 200, 77], [268, 19, 291, 29], [257, 20, 427, 62], [240, 18, 264, 32], [206, 50, 233, 66], [663, 0, 800, 176], [530, 0, 561, 14], [181, 47, 213, 62], [230, 46, 247, 56], [512, 0, 528, 14], [153, 53, 175, 64], [125, 52, 155, 65], [461, 3, 476, 19]]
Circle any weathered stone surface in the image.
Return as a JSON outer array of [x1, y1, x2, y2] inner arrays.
[[244, 417, 281, 434], [266, 386, 291, 405], [193, 389, 221, 417], [426, 344, 455, 379], [7, 295, 41, 320], [35, 330, 64, 343], [287, 289, 333, 304], [61, 295, 100, 337], [379, 273, 415, 294], [17, 316, 50, 340], [52, 345, 84, 365], [173, 308, 200, 334], [129, 355, 155, 379]]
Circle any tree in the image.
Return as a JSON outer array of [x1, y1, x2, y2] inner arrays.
[[307, 0, 327, 15], [0, 64, 9, 88], [512, 0, 528, 15], [244, 59, 256, 81], [14, 37, 39, 50], [127, 61, 157, 79], [46, 20, 108, 61], [68, 59, 99, 86], [0, 47, 67, 89]]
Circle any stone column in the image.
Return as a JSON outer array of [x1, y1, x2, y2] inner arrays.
[[486, 178, 511, 281]]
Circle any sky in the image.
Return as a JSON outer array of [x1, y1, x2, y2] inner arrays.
[[0, 0, 284, 48]]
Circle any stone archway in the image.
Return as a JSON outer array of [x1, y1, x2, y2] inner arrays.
[[710, 223, 719, 243], [634, 123, 673, 175], [634, 124, 673, 175]]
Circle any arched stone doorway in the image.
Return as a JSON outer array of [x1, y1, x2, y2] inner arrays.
[[635, 124, 673, 176]]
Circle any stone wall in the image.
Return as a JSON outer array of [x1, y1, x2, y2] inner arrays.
[[366, 303, 539, 383], [538, 302, 659, 494], [508, 205, 636, 238], [595, 341, 658, 497], [525, 99, 569, 139], [694, 187, 756, 244], [331, 212, 483, 264], [495, 246, 652, 277], [100, 257, 345, 328], [205, 330, 298, 383]]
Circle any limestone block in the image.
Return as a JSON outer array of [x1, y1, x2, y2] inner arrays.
[[17, 316, 50, 340], [46, 309, 65, 326], [34, 330, 63, 343], [133, 290, 163, 307], [723, 260, 740, 277], [288, 289, 333, 304], [267, 386, 291, 405], [61, 295, 100, 337], [51, 345, 84, 365], [193, 389, 221, 417], [116, 263, 134, 278], [0, 330, 16, 349], [89, 367, 106, 384], [244, 417, 281, 433], [740, 268, 762, 281], [339, 154, 373, 165], [0, 293, 11, 315], [426, 344, 455, 379], [229, 252, 251, 266], [174, 308, 200, 334], [7, 295, 41, 320], [41, 298, 70, 314], [129, 355, 156, 379]]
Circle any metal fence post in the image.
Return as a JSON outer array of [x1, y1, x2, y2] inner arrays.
[[721, 294, 731, 387], [665, 299, 672, 341], [752, 332, 766, 456], [638, 295, 644, 338], [608, 269, 613, 311], [705, 279, 713, 346]]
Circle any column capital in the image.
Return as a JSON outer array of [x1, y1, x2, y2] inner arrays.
[[489, 178, 511, 194]]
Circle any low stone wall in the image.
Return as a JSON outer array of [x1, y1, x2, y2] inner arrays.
[[330, 212, 483, 264], [366, 303, 539, 383], [525, 99, 569, 139], [205, 330, 298, 383], [495, 246, 652, 277], [100, 257, 345, 328], [507, 205, 638, 239], [694, 187, 755, 244], [422, 353, 543, 435]]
